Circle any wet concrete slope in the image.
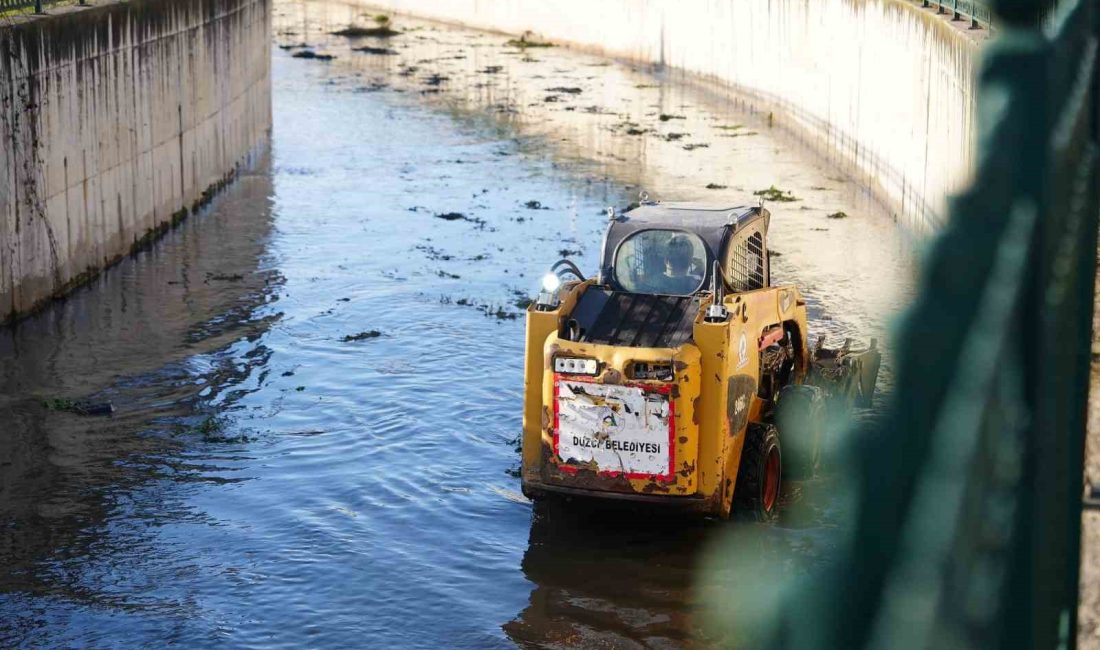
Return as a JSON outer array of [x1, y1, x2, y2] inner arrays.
[[335, 0, 983, 235], [0, 0, 272, 324]]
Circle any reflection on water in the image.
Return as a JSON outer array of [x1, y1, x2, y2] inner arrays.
[[0, 6, 912, 647], [0, 162, 279, 643]]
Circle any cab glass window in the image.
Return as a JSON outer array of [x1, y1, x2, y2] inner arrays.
[[614, 230, 707, 295]]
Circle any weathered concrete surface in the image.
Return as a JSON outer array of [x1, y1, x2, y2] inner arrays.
[[345, 0, 980, 234], [0, 0, 271, 324]]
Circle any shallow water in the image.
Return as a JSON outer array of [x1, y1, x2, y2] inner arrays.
[[0, 8, 912, 648]]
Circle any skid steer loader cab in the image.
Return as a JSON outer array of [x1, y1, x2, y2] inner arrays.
[[521, 201, 880, 519]]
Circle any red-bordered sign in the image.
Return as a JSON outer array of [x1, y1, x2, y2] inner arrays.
[[551, 374, 676, 482]]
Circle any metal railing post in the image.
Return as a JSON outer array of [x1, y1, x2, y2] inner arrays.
[[953, 0, 962, 20], [34, 0, 43, 13]]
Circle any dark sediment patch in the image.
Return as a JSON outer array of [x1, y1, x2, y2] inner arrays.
[[433, 212, 487, 228], [332, 26, 401, 38], [341, 330, 382, 342], [292, 50, 335, 61], [353, 46, 398, 55], [41, 399, 115, 416]]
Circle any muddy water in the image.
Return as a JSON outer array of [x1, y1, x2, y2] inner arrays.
[[0, 6, 912, 648]]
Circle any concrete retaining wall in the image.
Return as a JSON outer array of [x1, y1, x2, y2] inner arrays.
[[356, 0, 979, 234], [0, 0, 271, 324]]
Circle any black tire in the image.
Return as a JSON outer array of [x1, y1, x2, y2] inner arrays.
[[734, 423, 783, 522], [775, 384, 826, 479]]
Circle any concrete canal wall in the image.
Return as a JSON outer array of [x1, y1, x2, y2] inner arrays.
[[0, 0, 271, 324], [356, 0, 980, 234]]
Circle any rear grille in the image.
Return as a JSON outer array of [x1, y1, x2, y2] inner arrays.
[[566, 289, 702, 348]]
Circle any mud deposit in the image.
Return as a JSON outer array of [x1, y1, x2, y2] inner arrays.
[[0, 4, 913, 647]]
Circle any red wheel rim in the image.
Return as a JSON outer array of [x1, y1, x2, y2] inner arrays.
[[762, 448, 780, 511]]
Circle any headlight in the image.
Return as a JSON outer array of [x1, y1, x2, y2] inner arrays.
[[541, 273, 562, 292], [554, 356, 598, 375]]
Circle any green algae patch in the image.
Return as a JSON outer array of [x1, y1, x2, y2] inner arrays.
[[506, 31, 554, 48], [753, 185, 800, 202]]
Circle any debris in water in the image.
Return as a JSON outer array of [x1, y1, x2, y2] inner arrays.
[[42, 398, 115, 416], [659, 113, 685, 121], [768, 248, 783, 257], [423, 73, 449, 86], [353, 46, 398, 55], [558, 248, 582, 257], [481, 65, 504, 74], [434, 212, 486, 226], [332, 15, 400, 38], [437, 270, 461, 279], [512, 290, 534, 310], [827, 211, 849, 219], [415, 244, 453, 261], [342, 331, 382, 342], [546, 86, 582, 94], [663, 132, 688, 141], [292, 50, 335, 61], [810, 185, 831, 191], [192, 417, 256, 444], [505, 31, 554, 48], [683, 143, 709, 151], [206, 272, 244, 282], [753, 185, 799, 202], [524, 200, 549, 210], [705, 183, 728, 190], [714, 124, 745, 131]]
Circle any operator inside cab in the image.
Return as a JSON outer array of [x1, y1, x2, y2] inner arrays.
[[616, 230, 706, 296]]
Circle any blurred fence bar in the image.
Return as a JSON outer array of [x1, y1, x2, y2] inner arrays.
[[774, 0, 1098, 647]]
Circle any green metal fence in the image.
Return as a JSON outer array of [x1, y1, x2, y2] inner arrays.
[[0, 0, 81, 14], [770, 0, 1098, 646], [922, 0, 995, 29]]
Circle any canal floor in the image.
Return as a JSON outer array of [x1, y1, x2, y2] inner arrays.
[[0, 7, 913, 648]]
